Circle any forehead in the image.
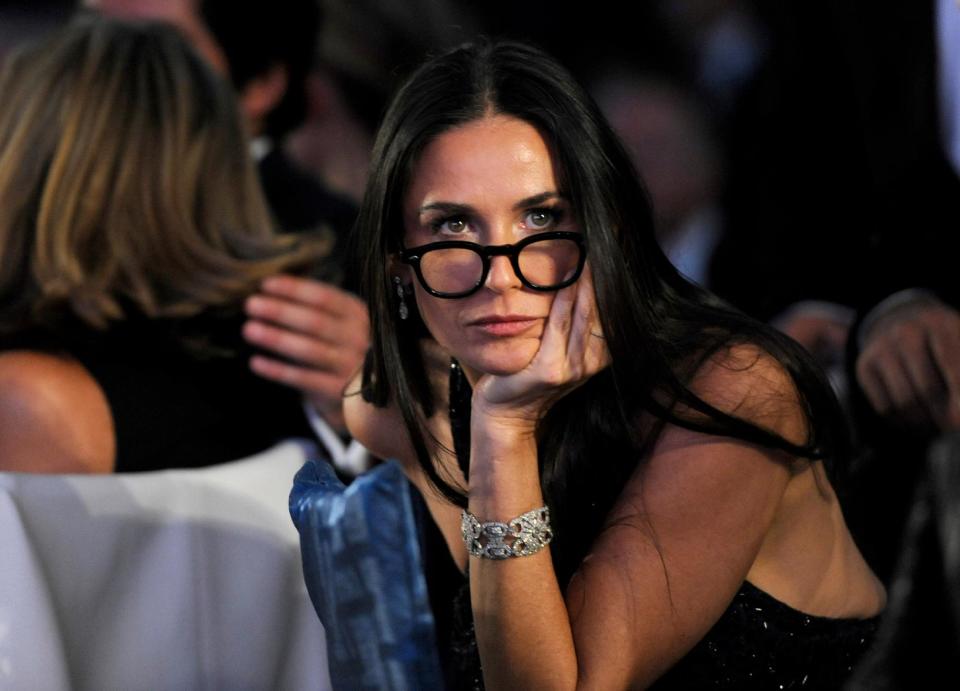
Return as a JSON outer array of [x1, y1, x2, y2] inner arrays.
[[405, 115, 561, 212]]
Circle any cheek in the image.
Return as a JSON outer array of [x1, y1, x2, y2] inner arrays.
[[412, 289, 460, 347], [412, 290, 550, 377]]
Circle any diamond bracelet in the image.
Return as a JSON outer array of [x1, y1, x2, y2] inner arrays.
[[460, 506, 553, 559]]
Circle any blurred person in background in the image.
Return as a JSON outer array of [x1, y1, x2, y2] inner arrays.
[[710, 3, 960, 684], [710, 0, 960, 574], [85, 0, 356, 249], [594, 71, 724, 288], [0, 17, 327, 473], [85, 0, 372, 472]]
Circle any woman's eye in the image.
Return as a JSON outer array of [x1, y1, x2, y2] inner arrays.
[[434, 216, 470, 234], [525, 209, 559, 229]]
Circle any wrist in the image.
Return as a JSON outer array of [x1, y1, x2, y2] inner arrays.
[[470, 406, 538, 443], [462, 505, 553, 560], [469, 417, 538, 474], [467, 425, 540, 509]]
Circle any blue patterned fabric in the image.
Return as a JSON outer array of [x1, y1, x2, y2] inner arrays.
[[290, 459, 443, 690]]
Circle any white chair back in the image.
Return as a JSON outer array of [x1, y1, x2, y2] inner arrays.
[[0, 440, 331, 691]]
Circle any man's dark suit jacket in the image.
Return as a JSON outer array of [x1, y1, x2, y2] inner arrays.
[[258, 145, 357, 285], [710, 0, 960, 320]]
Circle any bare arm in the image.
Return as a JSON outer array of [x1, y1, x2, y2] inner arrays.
[[342, 337, 453, 467], [0, 351, 114, 473], [465, 272, 803, 689]]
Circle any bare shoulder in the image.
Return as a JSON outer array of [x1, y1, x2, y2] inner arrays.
[[565, 345, 811, 686], [620, 343, 803, 547], [683, 342, 810, 448], [0, 350, 114, 473], [343, 368, 416, 465], [343, 338, 452, 469]]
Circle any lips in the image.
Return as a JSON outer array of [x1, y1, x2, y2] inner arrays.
[[465, 314, 541, 336]]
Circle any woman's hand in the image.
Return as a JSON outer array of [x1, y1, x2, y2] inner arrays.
[[471, 267, 609, 433]]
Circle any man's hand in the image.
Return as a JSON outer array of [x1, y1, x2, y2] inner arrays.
[[243, 275, 370, 430], [856, 299, 960, 434], [773, 301, 854, 369]]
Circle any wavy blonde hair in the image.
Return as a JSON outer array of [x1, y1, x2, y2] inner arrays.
[[0, 16, 328, 332]]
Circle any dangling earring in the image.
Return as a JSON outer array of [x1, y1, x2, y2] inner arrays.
[[394, 276, 409, 320]]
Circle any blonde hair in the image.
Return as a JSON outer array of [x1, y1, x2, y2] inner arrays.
[[0, 16, 328, 332]]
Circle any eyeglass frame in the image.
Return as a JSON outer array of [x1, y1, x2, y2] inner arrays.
[[398, 230, 587, 299]]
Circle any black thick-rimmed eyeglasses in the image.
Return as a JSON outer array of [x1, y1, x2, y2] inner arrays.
[[399, 231, 587, 299]]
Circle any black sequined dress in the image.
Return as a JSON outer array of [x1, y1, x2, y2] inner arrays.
[[416, 361, 878, 690]]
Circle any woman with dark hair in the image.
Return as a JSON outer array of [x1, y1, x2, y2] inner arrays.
[[344, 40, 883, 689], [0, 17, 326, 473]]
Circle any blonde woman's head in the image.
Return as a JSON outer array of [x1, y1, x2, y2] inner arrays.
[[0, 16, 326, 332]]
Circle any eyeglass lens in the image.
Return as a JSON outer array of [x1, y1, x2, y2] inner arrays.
[[418, 236, 581, 295]]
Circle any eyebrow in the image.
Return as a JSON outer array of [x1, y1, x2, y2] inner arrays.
[[417, 192, 569, 217]]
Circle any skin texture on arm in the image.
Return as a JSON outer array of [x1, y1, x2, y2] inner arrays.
[[464, 273, 880, 689], [343, 285, 882, 689], [560, 350, 807, 688], [243, 274, 370, 431], [342, 336, 453, 465], [0, 351, 114, 473], [342, 371, 415, 466]]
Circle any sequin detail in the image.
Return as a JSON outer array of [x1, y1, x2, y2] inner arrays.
[[650, 581, 878, 690]]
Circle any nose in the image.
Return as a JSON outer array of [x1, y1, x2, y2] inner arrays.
[[484, 254, 521, 293]]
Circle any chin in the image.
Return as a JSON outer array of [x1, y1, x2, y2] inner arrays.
[[460, 341, 537, 377]]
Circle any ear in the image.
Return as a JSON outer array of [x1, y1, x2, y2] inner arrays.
[[239, 63, 288, 135]]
